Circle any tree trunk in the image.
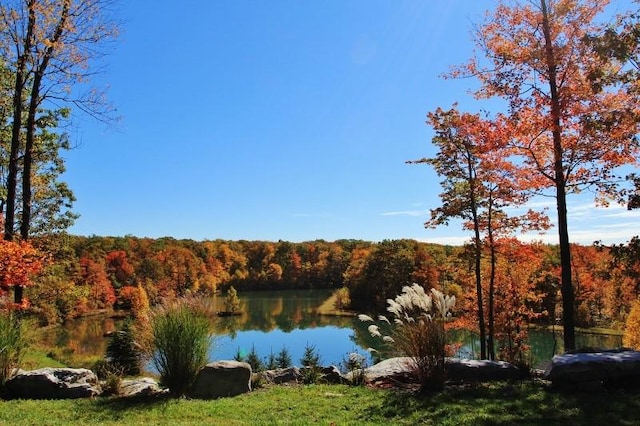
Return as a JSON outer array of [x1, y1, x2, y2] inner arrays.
[[467, 146, 487, 360], [541, 0, 575, 351], [487, 198, 496, 361], [5, 0, 36, 242]]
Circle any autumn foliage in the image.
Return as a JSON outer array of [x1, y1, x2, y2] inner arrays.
[[0, 239, 44, 308]]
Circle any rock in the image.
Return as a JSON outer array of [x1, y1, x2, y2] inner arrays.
[[319, 365, 345, 384], [446, 358, 522, 383], [361, 357, 414, 383], [5, 368, 101, 399], [544, 349, 640, 390], [120, 377, 167, 398], [190, 360, 252, 399], [261, 367, 302, 384], [359, 357, 521, 386]]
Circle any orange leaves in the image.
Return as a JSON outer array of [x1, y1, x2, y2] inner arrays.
[[0, 239, 44, 289]]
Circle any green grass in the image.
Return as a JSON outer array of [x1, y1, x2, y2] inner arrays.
[[20, 348, 66, 370], [1, 381, 640, 425]]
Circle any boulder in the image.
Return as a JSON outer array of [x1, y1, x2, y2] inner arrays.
[[544, 349, 640, 390], [120, 377, 167, 398], [446, 358, 522, 383], [190, 360, 252, 399], [359, 357, 521, 385], [361, 357, 414, 383], [319, 365, 346, 384], [5, 368, 101, 399], [261, 367, 302, 384]]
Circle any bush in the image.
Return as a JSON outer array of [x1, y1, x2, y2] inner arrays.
[[0, 311, 31, 387], [245, 345, 264, 372], [275, 346, 292, 369], [225, 286, 241, 313], [359, 284, 455, 392], [300, 343, 322, 384], [340, 351, 368, 386], [150, 300, 213, 397], [300, 343, 321, 368], [105, 320, 141, 376], [624, 299, 640, 350]]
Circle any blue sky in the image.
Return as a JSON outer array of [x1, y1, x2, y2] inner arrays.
[[63, 0, 640, 245]]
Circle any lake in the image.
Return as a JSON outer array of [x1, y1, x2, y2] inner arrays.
[[39, 289, 623, 370]]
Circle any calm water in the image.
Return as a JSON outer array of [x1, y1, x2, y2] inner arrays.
[[40, 290, 623, 369]]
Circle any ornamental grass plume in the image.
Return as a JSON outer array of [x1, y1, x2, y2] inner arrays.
[[359, 283, 455, 391]]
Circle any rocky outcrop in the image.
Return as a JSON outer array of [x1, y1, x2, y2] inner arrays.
[[5, 368, 101, 399], [260, 365, 346, 384], [544, 349, 640, 390], [190, 360, 252, 399], [261, 367, 302, 384]]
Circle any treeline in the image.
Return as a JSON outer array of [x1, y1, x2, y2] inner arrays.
[[16, 235, 640, 331]]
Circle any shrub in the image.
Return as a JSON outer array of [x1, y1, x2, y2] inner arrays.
[[245, 345, 264, 372], [0, 311, 31, 386], [265, 350, 278, 370], [150, 299, 213, 397], [275, 346, 292, 369], [300, 343, 321, 368], [300, 343, 322, 384], [340, 351, 368, 386], [333, 287, 351, 310], [225, 286, 241, 313], [624, 299, 640, 350], [106, 320, 141, 376], [359, 284, 455, 392]]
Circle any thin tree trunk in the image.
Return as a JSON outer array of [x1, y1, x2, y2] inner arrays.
[[487, 197, 496, 361], [541, 0, 575, 351], [467, 145, 487, 360]]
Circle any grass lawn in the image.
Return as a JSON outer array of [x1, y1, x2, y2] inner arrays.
[[1, 381, 640, 425]]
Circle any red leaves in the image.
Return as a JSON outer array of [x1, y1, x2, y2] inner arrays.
[[0, 239, 44, 289]]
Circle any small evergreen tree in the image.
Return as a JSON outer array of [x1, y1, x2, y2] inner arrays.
[[275, 346, 292, 368], [300, 343, 321, 367], [106, 320, 141, 376], [246, 344, 264, 372], [265, 350, 278, 370]]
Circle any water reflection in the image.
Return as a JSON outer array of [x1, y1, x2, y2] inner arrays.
[[41, 290, 624, 369]]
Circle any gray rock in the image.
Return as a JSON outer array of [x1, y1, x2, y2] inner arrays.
[[319, 365, 346, 384], [361, 357, 414, 383], [261, 367, 302, 384], [190, 360, 252, 399], [120, 377, 167, 398], [6, 368, 101, 399], [359, 357, 521, 385], [446, 358, 522, 383], [544, 349, 640, 389]]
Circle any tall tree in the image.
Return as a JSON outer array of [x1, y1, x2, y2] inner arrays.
[[413, 107, 548, 359], [0, 0, 118, 241], [455, 0, 640, 351], [0, 0, 118, 304]]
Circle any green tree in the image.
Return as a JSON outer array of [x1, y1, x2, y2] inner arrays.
[[0, 0, 118, 243], [225, 285, 241, 313]]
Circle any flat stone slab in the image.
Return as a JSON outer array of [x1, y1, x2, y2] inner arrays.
[[544, 349, 640, 389], [360, 357, 520, 385]]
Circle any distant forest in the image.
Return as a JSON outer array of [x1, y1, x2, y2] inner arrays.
[[18, 235, 640, 331]]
